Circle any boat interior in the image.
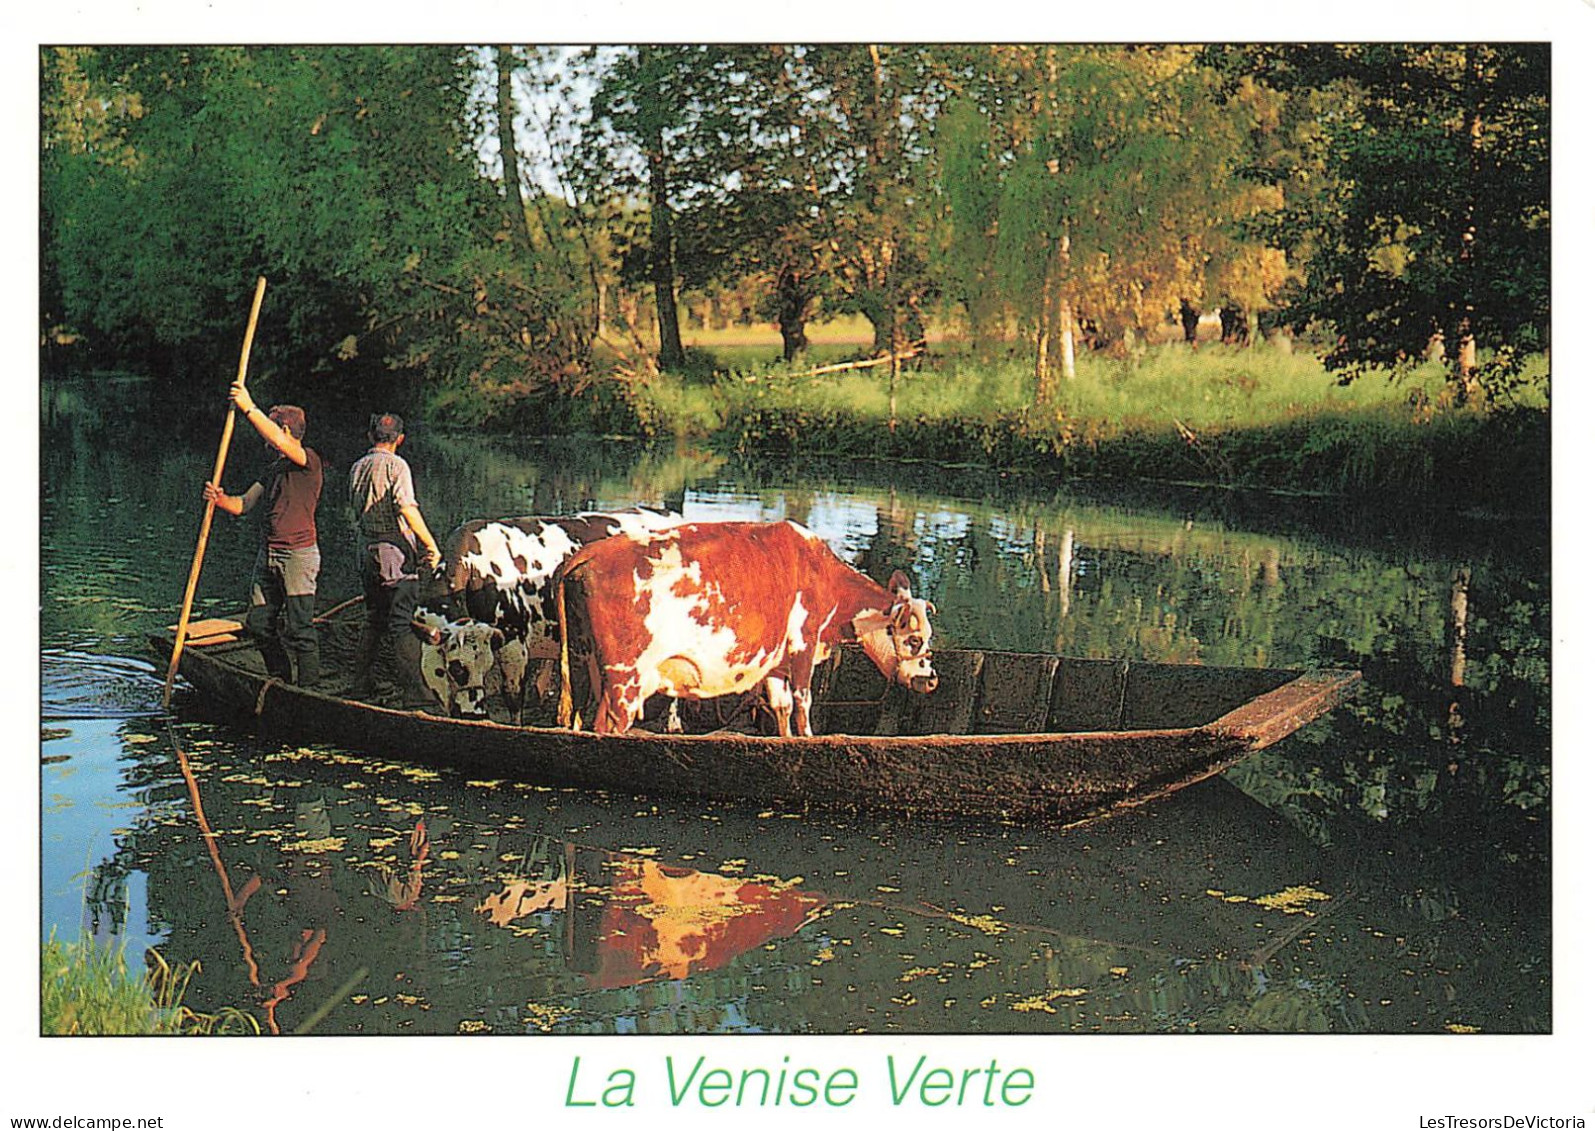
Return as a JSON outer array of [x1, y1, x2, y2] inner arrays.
[[175, 604, 1302, 739]]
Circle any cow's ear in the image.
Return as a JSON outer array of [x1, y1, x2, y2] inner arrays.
[[888, 570, 913, 599], [410, 619, 443, 646]]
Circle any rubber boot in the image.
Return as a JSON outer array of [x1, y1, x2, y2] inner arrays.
[[247, 604, 294, 681], [350, 622, 382, 699], [393, 630, 437, 711], [259, 637, 294, 682], [294, 646, 321, 689], [282, 593, 320, 687]]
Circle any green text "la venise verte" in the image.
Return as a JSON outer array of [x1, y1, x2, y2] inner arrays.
[[565, 1054, 1035, 1108]]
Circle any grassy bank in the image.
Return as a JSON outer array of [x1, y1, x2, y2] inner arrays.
[[632, 340, 1549, 514], [420, 322, 1548, 515], [41, 933, 258, 1036]]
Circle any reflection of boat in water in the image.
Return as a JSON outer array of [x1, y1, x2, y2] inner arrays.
[[151, 603, 1359, 824], [140, 711, 1350, 1034]]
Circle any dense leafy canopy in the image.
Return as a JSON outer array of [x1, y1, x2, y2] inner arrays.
[[1211, 44, 1550, 402], [41, 42, 1550, 418]]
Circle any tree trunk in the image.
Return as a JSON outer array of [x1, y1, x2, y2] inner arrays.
[[494, 47, 535, 263], [776, 265, 810, 361], [1057, 229, 1075, 382], [863, 46, 901, 361], [1452, 45, 1483, 405], [1060, 300, 1076, 382], [646, 135, 686, 371], [1447, 565, 1470, 741], [1034, 227, 1074, 401], [1179, 299, 1200, 347], [1447, 566, 1470, 690], [1034, 258, 1057, 403]]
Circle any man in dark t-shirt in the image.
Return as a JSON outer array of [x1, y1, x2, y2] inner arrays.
[[203, 381, 324, 685]]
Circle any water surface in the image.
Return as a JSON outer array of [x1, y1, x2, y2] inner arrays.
[[39, 376, 1550, 1034]]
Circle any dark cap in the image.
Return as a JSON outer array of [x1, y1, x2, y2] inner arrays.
[[268, 405, 307, 439], [369, 412, 404, 443]]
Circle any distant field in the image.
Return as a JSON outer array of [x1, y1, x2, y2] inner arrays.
[[681, 312, 1227, 353], [683, 314, 880, 349]]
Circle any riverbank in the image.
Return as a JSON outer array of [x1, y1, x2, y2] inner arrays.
[[567, 342, 1551, 517]]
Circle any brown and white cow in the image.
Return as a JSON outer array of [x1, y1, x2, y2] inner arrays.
[[555, 520, 938, 736], [422, 506, 682, 722]]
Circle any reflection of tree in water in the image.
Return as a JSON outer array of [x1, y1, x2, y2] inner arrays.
[[110, 730, 837, 1035], [1222, 563, 1549, 1029]]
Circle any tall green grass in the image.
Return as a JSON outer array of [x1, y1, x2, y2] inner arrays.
[[41, 932, 259, 1036], [42, 932, 180, 1035], [624, 342, 1548, 510]]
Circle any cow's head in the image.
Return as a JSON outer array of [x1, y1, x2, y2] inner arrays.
[[412, 610, 505, 718], [856, 570, 938, 694]]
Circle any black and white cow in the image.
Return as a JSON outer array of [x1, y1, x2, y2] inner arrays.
[[421, 506, 682, 723], [410, 609, 505, 718]]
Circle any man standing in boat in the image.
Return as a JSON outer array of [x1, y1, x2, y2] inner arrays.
[[202, 381, 324, 687], [348, 411, 443, 706]]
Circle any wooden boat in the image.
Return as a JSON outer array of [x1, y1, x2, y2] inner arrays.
[[150, 603, 1360, 824]]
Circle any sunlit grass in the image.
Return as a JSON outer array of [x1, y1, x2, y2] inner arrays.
[[641, 337, 1547, 439], [41, 931, 261, 1036], [625, 332, 1548, 506], [41, 932, 180, 1035]]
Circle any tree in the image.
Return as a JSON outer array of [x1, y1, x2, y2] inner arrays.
[[1251, 44, 1550, 404], [493, 45, 537, 262], [583, 45, 755, 370], [936, 46, 1258, 398], [41, 46, 596, 404], [799, 45, 943, 357]]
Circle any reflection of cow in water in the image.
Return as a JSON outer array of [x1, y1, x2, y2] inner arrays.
[[475, 838, 826, 988], [418, 506, 682, 722]]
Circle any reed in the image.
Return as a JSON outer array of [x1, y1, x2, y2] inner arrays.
[[623, 342, 1547, 509], [41, 932, 260, 1036]]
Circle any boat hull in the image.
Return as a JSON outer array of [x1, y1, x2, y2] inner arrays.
[[150, 630, 1359, 824]]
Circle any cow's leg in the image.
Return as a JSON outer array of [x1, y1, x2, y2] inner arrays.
[[499, 638, 529, 724], [593, 680, 640, 735], [414, 637, 452, 715], [765, 675, 795, 738], [788, 649, 821, 737], [792, 685, 816, 738]]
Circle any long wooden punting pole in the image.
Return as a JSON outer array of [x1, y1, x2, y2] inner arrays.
[[162, 277, 268, 708]]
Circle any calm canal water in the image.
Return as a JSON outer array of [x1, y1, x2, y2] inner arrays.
[[38, 375, 1550, 1037]]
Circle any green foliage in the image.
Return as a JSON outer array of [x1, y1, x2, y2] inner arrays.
[[673, 344, 1546, 511], [42, 933, 176, 1035], [934, 46, 1279, 380], [40, 44, 1549, 432], [1247, 45, 1550, 401], [41, 46, 590, 397], [42, 933, 264, 1036]]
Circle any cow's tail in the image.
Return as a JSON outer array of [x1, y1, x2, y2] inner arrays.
[[555, 562, 575, 729]]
